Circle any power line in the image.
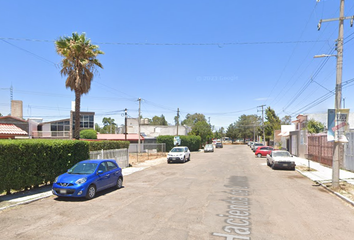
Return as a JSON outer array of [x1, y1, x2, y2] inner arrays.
[[266, 2, 322, 106], [1, 39, 58, 67], [289, 77, 354, 117], [0, 37, 328, 46]]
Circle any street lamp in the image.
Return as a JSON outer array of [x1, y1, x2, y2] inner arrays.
[[313, 54, 337, 58]]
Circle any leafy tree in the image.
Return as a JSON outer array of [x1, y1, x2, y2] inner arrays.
[[213, 127, 225, 139], [150, 115, 168, 125], [102, 117, 117, 133], [95, 123, 102, 133], [281, 115, 292, 125], [189, 121, 213, 144], [237, 114, 260, 142], [226, 115, 260, 142], [174, 115, 179, 125], [55, 32, 104, 139], [264, 107, 281, 141], [306, 119, 325, 133], [94, 118, 117, 134], [181, 113, 206, 127], [226, 123, 238, 141], [80, 129, 97, 139]]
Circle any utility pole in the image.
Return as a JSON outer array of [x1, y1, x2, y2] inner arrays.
[[124, 108, 127, 141], [258, 105, 266, 145], [253, 123, 256, 142], [137, 98, 141, 162], [317, 0, 354, 189], [176, 108, 179, 136]]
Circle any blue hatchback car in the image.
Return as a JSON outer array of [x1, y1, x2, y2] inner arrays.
[[52, 159, 123, 200]]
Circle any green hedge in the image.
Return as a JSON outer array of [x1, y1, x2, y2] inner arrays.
[[0, 139, 130, 194], [0, 139, 89, 194], [157, 135, 201, 152], [88, 140, 130, 151], [180, 135, 201, 151]]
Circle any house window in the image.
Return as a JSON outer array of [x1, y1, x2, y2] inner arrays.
[[72, 113, 94, 130], [51, 121, 70, 136]]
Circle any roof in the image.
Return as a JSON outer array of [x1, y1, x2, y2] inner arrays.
[[0, 116, 27, 123], [278, 131, 290, 137], [97, 133, 144, 141], [0, 124, 28, 135]]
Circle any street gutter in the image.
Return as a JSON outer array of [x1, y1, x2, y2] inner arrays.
[[296, 169, 354, 208]]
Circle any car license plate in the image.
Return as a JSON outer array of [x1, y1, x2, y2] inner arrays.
[[60, 189, 66, 194], [283, 164, 288, 167]]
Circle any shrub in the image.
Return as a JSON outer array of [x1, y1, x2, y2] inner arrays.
[[157, 135, 201, 152], [88, 140, 130, 151], [80, 129, 97, 139], [157, 135, 174, 152], [0, 139, 89, 194]]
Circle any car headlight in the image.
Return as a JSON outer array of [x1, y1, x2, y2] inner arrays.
[[75, 177, 87, 185], [54, 176, 58, 183]]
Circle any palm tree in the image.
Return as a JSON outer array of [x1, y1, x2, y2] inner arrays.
[[55, 32, 104, 139]]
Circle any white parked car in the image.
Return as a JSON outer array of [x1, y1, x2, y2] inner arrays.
[[252, 142, 264, 152], [267, 150, 296, 170], [204, 144, 214, 153], [167, 146, 191, 163]]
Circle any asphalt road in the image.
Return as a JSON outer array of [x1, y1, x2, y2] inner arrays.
[[1, 145, 354, 240]]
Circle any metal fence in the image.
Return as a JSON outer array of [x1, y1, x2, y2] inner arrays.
[[307, 134, 334, 167], [90, 148, 129, 168], [344, 132, 354, 171], [129, 143, 166, 153]]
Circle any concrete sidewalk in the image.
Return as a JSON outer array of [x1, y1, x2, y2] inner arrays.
[[293, 157, 354, 185], [0, 157, 167, 211], [294, 156, 354, 206]]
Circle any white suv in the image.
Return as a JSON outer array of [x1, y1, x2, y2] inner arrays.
[[167, 146, 191, 163]]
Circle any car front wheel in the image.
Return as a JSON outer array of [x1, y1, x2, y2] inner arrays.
[[257, 153, 262, 158], [86, 185, 96, 200]]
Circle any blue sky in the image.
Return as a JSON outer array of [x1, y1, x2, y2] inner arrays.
[[1, 0, 354, 130]]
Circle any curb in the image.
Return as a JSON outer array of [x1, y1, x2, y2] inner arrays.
[[296, 169, 354, 207], [0, 192, 53, 211]]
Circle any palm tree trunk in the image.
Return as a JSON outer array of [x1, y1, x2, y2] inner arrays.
[[74, 91, 81, 140]]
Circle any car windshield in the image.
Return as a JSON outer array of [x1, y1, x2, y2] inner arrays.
[[206, 144, 212, 148], [171, 148, 183, 152], [273, 151, 291, 157], [68, 162, 98, 174]]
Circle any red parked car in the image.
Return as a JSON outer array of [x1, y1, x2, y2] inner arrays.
[[255, 146, 274, 158]]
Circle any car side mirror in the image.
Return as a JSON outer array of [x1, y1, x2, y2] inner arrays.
[[97, 170, 104, 175]]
